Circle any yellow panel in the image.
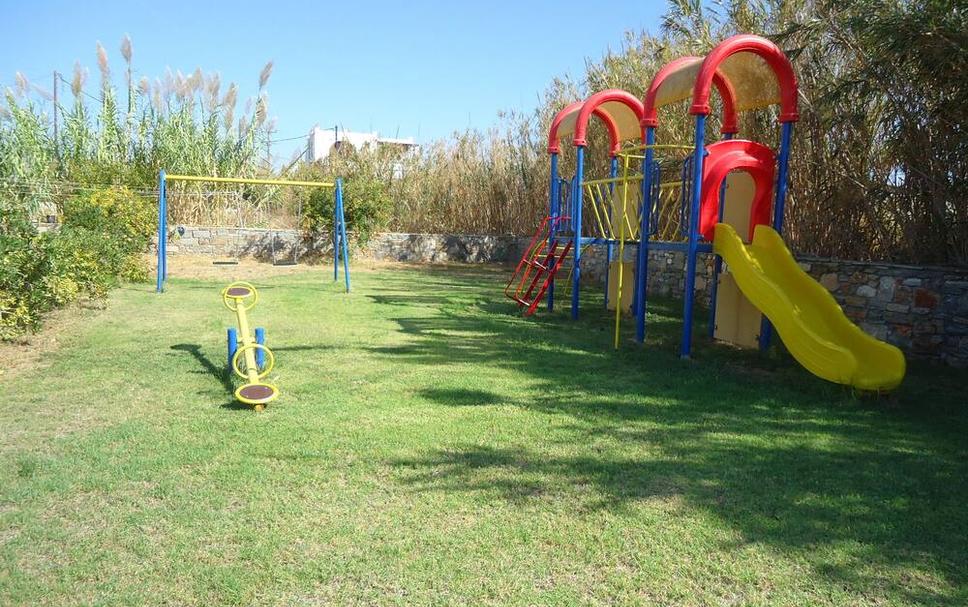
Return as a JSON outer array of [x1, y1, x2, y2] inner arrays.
[[649, 51, 782, 114], [718, 51, 781, 112], [598, 100, 643, 142], [722, 170, 755, 241], [653, 59, 703, 109], [714, 271, 761, 348], [554, 109, 580, 140], [554, 100, 642, 144], [607, 261, 634, 314], [713, 223, 906, 391]]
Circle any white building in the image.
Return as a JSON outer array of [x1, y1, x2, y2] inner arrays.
[[305, 126, 417, 162]]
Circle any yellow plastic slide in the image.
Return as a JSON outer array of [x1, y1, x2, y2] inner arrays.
[[713, 223, 906, 391]]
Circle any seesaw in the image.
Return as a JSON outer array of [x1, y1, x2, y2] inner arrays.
[[221, 281, 279, 410]]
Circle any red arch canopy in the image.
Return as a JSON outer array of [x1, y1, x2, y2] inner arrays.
[[572, 89, 645, 148], [690, 34, 799, 123], [547, 101, 622, 156], [642, 56, 739, 134]]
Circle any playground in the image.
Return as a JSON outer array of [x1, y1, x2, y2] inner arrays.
[[2, 263, 966, 605], [2, 19, 967, 606]]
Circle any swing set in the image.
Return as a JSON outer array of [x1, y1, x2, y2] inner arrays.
[[154, 170, 351, 293]]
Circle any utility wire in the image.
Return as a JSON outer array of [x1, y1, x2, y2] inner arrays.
[[0, 176, 319, 198], [56, 74, 103, 103], [268, 133, 307, 144]]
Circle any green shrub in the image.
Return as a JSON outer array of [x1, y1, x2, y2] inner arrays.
[[0, 226, 51, 338], [302, 175, 391, 247], [0, 187, 155, 338], [60, 186, 155, 282]]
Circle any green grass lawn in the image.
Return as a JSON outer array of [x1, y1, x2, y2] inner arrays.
[[1, 263, 966, 606]]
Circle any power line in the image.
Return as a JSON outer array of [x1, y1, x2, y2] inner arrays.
[[0, 176, 321, 198], [268, 133, 307, 144], [56, 73, 103, 103]]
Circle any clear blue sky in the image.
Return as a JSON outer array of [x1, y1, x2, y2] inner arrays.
[[1, 0, 665, 160]]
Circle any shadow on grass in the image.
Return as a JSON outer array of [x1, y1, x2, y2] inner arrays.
[[169, 343, 249, 410], [364, 266, 967, 605], [419, 388, 505, 407]]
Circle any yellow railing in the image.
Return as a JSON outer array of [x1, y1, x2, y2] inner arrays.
[[618, 143, 696, 153]]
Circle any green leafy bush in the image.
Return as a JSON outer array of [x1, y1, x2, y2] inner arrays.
[[60, 186, 155, 282], [0, 187, 155, 338], [302, 175, 391, 247], [0, 224, 53, 338]]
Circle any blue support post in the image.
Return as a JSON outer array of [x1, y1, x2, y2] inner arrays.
[[707, 132, 734, 339], [227, 328, 238, 371], [570, 147, 585, 320], [255, 327, 265, 369], [773, 122, 794, 234], [156, 170, 166, 293], [681, 116, 707, 359], [161, 172, 168, 282], [758, 121, 795, 351], [635, 127, 656, 342], [333, 186, 339, 282], [603, 155, 619, 308], [336, 178, 351, 292], [547, 152, 559, 312], [331, 178, 351, 292]]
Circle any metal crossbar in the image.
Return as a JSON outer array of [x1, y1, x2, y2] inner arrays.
[[165, 174, 336, 188]]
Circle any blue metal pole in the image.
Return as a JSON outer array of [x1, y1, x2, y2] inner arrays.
[[255, 327, 265, 369], [161, 172, 168, 282], [547, 152, 559, 312], [156, 170, 166, 292], [681, 116, 707, 359], [708, 132, 734, 339], [333, 187, 339, 282], [758, 121, 795, 351], [604, 156, 618, 308], [337, 178, 351, 292], [227, 328, 238, 371], [571, 146, 585, 320], [635, 127, 656, 342], [773, 122, 794, 234]]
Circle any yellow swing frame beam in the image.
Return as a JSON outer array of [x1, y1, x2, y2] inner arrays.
[[165, 174, 336, 188]]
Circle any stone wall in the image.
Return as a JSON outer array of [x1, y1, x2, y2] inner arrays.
[[153, 227, 523, 264], [156, 226, 968, 366], [152, 226, 332, 261], [796, 257, 968, 367], [574, 245, 717, 303], [365, 233, 527, 264], [574, 243, 968, 367]]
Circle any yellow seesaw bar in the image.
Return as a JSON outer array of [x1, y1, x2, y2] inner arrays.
[[221, 281, 279, 410]]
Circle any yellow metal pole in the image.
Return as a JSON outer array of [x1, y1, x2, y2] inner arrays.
[[234, 302, 261, 386], [581, 175, 643, 187], [585, 183, 608, 239], [613, 154, 633, 349], [166, 174, 336, 188]]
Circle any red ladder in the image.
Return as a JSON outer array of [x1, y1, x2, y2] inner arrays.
[[505, 216, 572, 316]]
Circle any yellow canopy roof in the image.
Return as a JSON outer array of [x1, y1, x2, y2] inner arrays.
[[553, 98, 642, 143], [650, 51, 781, 113]]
